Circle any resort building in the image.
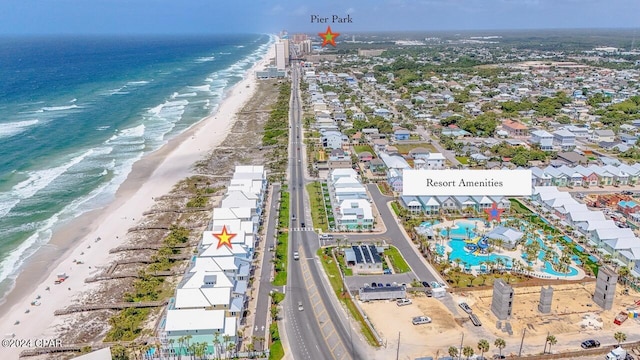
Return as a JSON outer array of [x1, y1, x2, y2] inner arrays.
[[485, 226, 524, 250]]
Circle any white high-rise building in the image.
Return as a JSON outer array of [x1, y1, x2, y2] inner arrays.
[[282, 39, 290, 65], [275, 42, 286, 70]]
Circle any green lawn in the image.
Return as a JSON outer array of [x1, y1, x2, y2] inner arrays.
[[384, 246, 411, 273], [455, 156, 469, 164], [268, 323, 284, 360], [353, 145, 375, 155], [318, 248, 380, 346], [395, 142, 437, 154], [390, 202, 401, 216], [306, 182, 329, 232], [273, 191, 290, 286]]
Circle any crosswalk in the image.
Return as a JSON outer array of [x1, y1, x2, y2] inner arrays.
[[290, 227, 315, 232]]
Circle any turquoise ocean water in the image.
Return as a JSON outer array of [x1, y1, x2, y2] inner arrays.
[[0, 34, 273, 298]]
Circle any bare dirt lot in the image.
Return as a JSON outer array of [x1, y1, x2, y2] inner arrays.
[[360, 293, 464, 359], [360, 284, 640, 359]]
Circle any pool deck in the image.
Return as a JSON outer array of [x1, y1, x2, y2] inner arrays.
[[430, 219, 587, 281]]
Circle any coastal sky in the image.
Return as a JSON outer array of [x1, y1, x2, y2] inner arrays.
[[0, 0, 638, 35]]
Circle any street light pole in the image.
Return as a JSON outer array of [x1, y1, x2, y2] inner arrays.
[[459, 332, 464, 360]]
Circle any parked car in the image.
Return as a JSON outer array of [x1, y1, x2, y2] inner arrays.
[[458, 302, 473, 314], [412, 316, 431, 325], [396, 299, 412, 306], [580, 339, 600, 349], [492, 355, 506, 359], [421, 281, 430, 288], [622, 191, 634, 195]]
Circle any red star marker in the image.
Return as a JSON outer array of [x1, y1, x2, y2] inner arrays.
[[484, 202, 504, 222], [318, 26, 340, 47], [214, 225, 236, 249]]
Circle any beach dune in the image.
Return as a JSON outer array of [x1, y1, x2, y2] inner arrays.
[[0, 43, 275, 357]]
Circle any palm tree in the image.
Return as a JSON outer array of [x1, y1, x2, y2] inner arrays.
[[545, 334, 557, 354], [614, 331, 627, 345], [477, 339, 490, 358], [494, 338, 506, 357], [462, 345, 474, 359], [447, 346, 458, 358]]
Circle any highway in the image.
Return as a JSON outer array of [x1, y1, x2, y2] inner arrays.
[[282, 63, 366, 360]]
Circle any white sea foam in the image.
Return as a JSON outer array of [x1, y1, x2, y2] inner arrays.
[[219, 52, 231, 55], [187, 85, 211, 92], [115, 124, 146, 138], [126, 81, 150, 86], [0, 145, 143, 284], [96, 126, 110, 131], [0, 119, 40, 139], [0, 150, 93, 219], [69, 98, 77, 103], [41, 104, 79, 112], [195, 56, 216, 63], [176, 92, 198, 98]]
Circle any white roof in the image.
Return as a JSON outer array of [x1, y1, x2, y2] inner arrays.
[[175, 287, 232, 308], [379, 152, 410, 169], [221, 191, 258, 209], [165, 309, 226, 332], [182, 270, 233, 289], [190, 257, 223, 272], [224, 316, 237, 337], [567, 211, 605, 222], [338, 199, 373, 219], [595, 227, 635, 241], [228, 179, 263, 197], [577, 220, 617, 232], [212, 207, 252, 221], [604, 237, 640, 250], [200, 243, 247, 258]]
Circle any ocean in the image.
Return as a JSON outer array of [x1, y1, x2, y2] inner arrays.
[[0, 34, 273, 299]]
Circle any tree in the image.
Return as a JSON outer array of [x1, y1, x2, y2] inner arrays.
[[477, 339, 490, 358], [111, 345, 129, 360], [494, 338, 506, 356], [448, 346, 459, 358], [614, 331, 627, 345], [462, 345, 474, 359], [545, 334, 557, 354]]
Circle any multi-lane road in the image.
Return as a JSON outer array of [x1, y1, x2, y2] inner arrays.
[[282, 64, 367, 360]]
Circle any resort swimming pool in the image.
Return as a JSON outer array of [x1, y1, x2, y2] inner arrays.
[[440, 219, 483, 239], [448, 239, 512, 267]]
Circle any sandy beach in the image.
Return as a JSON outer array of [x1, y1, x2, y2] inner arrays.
[[0, 42, 275, 357]]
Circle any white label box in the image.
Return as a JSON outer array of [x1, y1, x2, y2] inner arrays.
[[403, 169, 532, 196]]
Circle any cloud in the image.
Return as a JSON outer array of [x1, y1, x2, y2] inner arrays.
[[346, 7, 356, 14]]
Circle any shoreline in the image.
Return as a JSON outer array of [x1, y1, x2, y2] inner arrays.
[[0, 40, 275, 356]]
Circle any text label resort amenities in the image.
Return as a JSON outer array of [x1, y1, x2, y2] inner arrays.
[[403, 169, 532, 196], [424, 178, 504, 188]]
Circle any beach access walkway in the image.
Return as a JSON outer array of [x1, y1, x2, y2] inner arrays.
[[54, 300, 168, 315]]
